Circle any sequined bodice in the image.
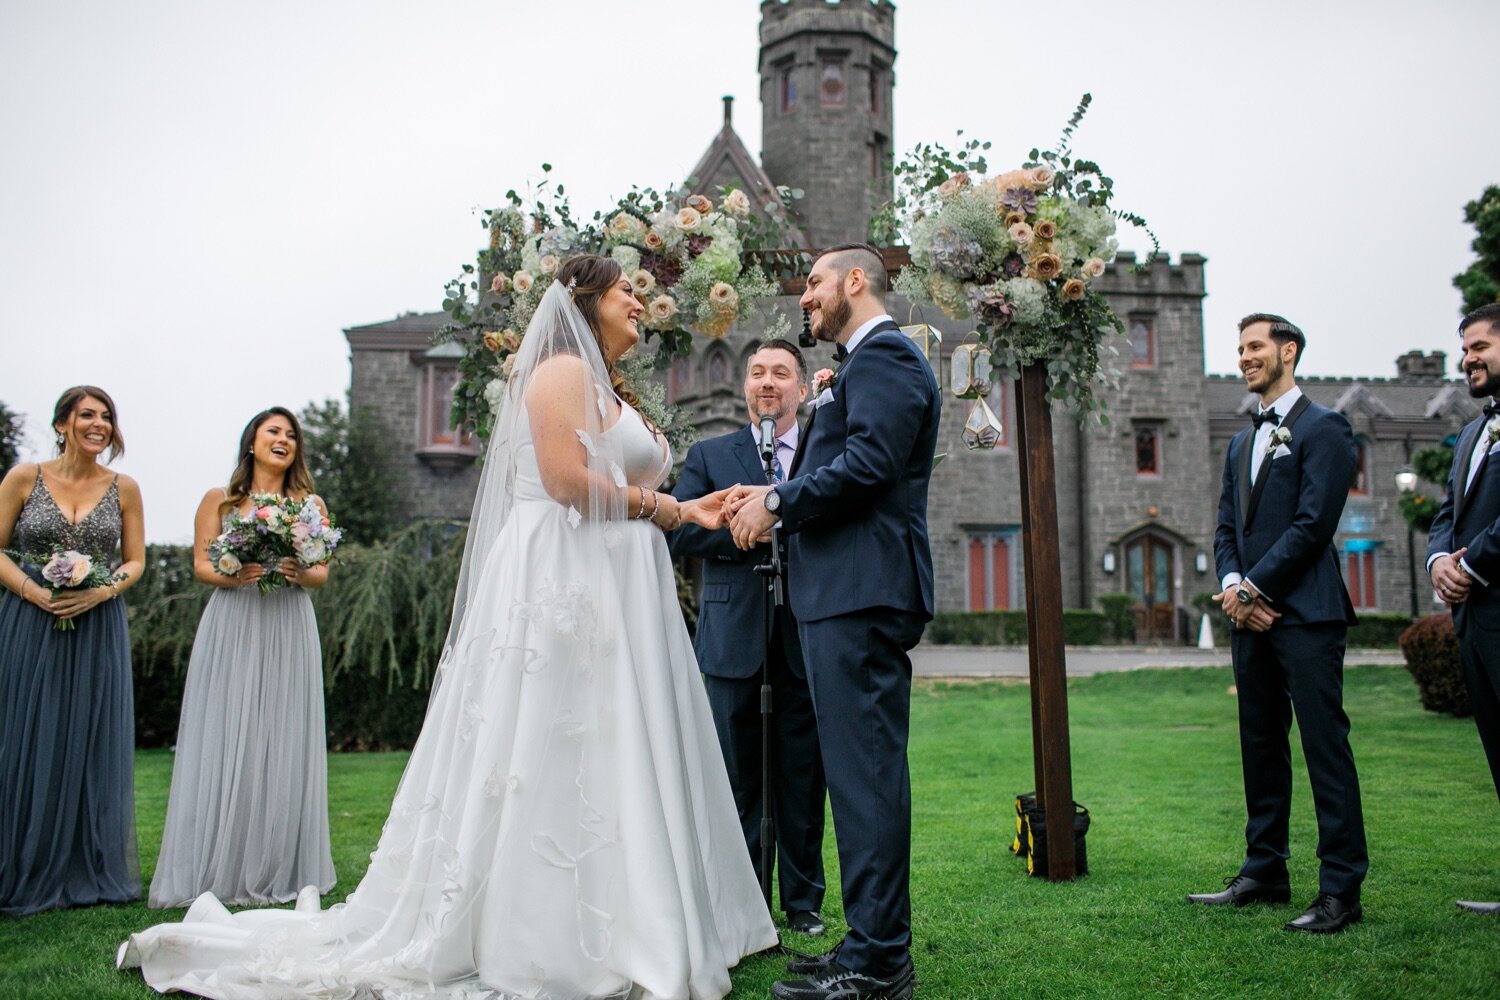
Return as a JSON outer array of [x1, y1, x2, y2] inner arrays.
[[14, 470, 122, 561]]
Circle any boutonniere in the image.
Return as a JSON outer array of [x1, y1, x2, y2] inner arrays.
[[812, 366, 839, 394], [1486, 416, 1500, 448], [1267, 426, 1292, 455]]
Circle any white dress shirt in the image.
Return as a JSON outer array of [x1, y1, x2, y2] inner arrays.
[[1221, 386, 1303, 595]]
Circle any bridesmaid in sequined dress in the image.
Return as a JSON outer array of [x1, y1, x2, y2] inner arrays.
[[0, 385, 146, 915]]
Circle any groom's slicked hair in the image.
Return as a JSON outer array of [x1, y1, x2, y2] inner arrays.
[[813, 242, 887, 296], [1238, 311, 1306, 370]]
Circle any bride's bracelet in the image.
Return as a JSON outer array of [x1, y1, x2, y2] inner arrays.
[[645, 489, 661, 524], [634, 486, 649, 519]]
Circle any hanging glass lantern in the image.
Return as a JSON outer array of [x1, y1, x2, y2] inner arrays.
[[962, 396, 1005, 450], [900, 323, 943, 368], [951, 342, 991, 399]]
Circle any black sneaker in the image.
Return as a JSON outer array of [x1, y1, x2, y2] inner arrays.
[[787, 910, 826, 936], [786, 939, 842, 975], [771, 958, 914, 1000]]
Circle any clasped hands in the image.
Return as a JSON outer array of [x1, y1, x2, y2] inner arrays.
[[1430, 547, 1472, 606], [672, 484, 778, 549], [1211, 581, 1281, 633]]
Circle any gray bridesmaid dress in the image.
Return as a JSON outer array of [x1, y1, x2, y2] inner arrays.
[[0, 468, 140, 915], [148, 504, 335, 908]]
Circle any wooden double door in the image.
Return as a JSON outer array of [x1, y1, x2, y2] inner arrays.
[[1125, 535, 1176, 641]]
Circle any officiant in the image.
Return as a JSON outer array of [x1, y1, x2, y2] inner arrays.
[[669, 337, 828, 938]]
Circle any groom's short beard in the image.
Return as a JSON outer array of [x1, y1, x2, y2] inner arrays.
[[1466, 359, 1498, 398], [815, 285, 853, 343]]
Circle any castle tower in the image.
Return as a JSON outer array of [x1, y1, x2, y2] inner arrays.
[[758, 0, 896, 248]]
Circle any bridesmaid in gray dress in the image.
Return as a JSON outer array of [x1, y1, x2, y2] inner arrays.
[[0, 386, 146, 915], [149, 405, 336, 907]]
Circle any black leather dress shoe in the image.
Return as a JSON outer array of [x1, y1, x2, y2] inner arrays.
[[786, 939, 843, 975], [1186, 874, 1291, 906], [1284, 893, 1362, 933], [1457, 899, 1500, 914], [787, 910, 826, 936], [772, 958, 915, 1000]]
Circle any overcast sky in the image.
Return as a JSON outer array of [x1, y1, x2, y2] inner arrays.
[[3, 0, 1496, 543]]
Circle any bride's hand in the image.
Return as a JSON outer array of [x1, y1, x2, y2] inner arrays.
[[679, 488, 731, 530]]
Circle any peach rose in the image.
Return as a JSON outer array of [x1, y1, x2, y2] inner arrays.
[[489, 272, 510, 295], [1008, 222, 1034, 244], [539, 254, 560, 276], [685, 194, 714, 216], [722, 189, 750, 216], [512, 271, 535, 293], [710, 282, 739, 311], [1004, 211, 1026, 228], [482, 331, 502, 352], [1028, 165, 1055, 188], [1082, 257, 1106, 279], [501, 354, 517, 378], [1031, 253, 1063, 281], [1062, 278, 1086, 301], [69, 554, 93, 586], [675, 207, 702, 232], [647, 294, 677, 323], [1034, 219, 1057, 240], [630, 269, 656, 295], [502, 330, 521, 353]]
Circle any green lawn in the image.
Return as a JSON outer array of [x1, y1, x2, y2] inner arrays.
[[2, 665, 1496, 998]]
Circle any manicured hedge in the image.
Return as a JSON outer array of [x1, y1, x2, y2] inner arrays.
[[1399, 613, 1469, 716], [925, 610, 1109, 646]]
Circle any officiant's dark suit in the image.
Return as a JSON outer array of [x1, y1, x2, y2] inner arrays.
[[745, 245, 939, 986], [1426, 305, 1500, 914], [668, 341, 827, 928], [1205, 314, 1367, 930]]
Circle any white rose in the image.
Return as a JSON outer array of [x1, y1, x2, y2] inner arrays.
[[723, 189, 750, 217], [675, 207, 702, 232], [1082, 257, 1106, 279], [647, 294, 677, 323], [512, 271, 535, 293], [539, 254, 560, 276], [217, 553, 242, 575], [630, 269, 656, 295]]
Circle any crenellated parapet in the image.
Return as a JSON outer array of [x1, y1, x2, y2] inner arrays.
[[1093, 251, 1207, 299], [759, 0, 896, 52]]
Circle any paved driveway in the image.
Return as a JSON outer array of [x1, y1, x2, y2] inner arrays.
[[911, 644, 1407, 678]]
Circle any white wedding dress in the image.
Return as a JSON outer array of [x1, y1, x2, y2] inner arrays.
[[120, 402, 777, 999]]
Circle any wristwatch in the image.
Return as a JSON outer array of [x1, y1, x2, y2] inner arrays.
[[764, 488, 782, 514], [1235, 585, 1254, 605]]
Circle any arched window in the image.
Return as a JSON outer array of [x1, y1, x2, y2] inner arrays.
[[1349, 438, 1370, 495], [707, 349, 729, 386], [668, 356, 691, 403]]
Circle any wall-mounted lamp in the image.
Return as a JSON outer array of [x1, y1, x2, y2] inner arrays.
[[1195, 551, 1209, 574], [1102, 551, 1117, 575]]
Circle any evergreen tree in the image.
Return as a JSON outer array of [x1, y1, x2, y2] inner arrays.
[[298, 396, 400, 544], [1454, 185, 1500, 314], [0, 402, 23, 479]]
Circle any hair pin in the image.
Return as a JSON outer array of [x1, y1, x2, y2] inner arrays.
[[566, 276, 578, 297]]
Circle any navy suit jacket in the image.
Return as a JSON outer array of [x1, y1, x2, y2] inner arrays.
[[1427, 411, 1500, 634], [1213, 397, 1357, 626], [669, 425, 804, 680], [777, 323, 941, 623]]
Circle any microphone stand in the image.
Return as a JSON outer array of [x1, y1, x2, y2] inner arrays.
[[751, 432, 783, 915]]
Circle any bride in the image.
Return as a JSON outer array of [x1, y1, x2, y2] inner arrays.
[[119, 255, 778, 999]]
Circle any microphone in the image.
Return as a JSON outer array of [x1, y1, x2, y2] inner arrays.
[[758, 413, 777, 465]]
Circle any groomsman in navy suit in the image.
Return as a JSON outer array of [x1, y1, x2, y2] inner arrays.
[[727, 244, 939, 1000], [1192, 313, 1368, 934], [668, 337, 828, 937], [1426, 302, 1500, 916]]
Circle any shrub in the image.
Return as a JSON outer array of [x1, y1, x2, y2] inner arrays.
[[1347, 613, 1414, 648], [1097, 592, 1136, 644], [925, 610, 1108, 646], [1398, 613, 1470, 716]]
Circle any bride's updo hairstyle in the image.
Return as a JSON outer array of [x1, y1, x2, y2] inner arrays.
[[556, 253, 652, 426]]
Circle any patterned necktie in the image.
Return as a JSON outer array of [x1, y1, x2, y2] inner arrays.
[[772, 452, 786, 484]]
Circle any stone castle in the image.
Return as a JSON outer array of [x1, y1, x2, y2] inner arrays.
[[346, 0, 1475, 637]]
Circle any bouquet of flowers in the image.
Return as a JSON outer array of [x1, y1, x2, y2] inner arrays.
[[208, 493, 342, 593], [5, 547, 126, 630], [434, 164, 799, 443], [886, 94, 1156, 420]]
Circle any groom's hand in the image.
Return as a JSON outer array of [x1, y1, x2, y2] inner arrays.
[[727, 485, 777, 549]]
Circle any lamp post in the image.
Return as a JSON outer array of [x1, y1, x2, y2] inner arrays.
[[1395, 465, 1419, 619]]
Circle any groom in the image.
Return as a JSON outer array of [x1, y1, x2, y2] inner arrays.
[[727, 243, 939, 1000]]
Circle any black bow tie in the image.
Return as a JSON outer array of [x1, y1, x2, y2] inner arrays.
[[834, 343, 848, 362], [1250, 409, 1280, 429], [1485, 400, 1500, 420]]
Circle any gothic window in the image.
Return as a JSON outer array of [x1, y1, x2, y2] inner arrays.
[[707, 349, 729, 386], [1344, 542, 1379, 609], [1129, 315, 1155, 368], [777, 61, 797, 115], [966, 529, 1019, 610], [1135, 425, 1161, 476], [667, 356, 691, 404], [1349, 438, 1369, 495], [819, 56, 847, 107], [870, 132, 889, 180], [870, 60, 886, 113]]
